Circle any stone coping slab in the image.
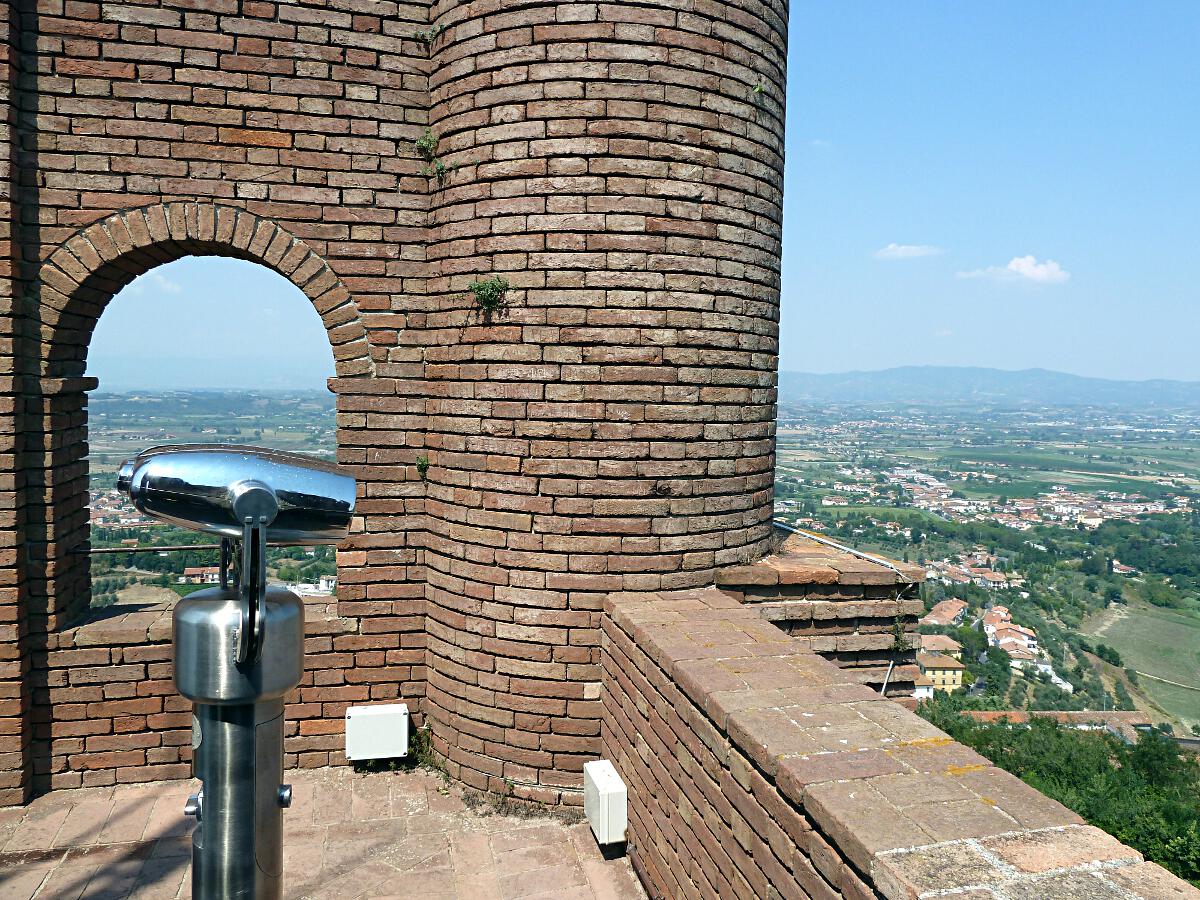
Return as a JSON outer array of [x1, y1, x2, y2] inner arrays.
[[605, 587, 1197, 899], [61, 598, 353, 648], [716, 532, 926, 589]]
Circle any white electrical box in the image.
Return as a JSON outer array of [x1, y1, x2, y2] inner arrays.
[[345, 703, 409, 761], [583, 759, 627, 845]]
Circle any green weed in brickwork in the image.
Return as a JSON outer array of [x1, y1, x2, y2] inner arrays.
[[415, 455, 430, 480], [468, 275, 510, 314], [413, 128, 456, 186], [414, 24, 444, 48], [751, 77, 769, 120], [407, 726, 438, 771], [414, 128, 438, 162]]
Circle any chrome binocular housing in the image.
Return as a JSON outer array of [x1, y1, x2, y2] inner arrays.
[[116, 445, 357, 899], [118, 444, 355, 666], [117, 444, 355, 546]]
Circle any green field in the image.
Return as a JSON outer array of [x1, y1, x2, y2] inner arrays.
[[1083, 602, 1200, 728], [817, 505, 948, 524]]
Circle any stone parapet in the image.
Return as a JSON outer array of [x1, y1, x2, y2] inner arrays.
[[28, 597, 411, 792], [601, 587, 1196, 899], [717, 531, 925, 695]]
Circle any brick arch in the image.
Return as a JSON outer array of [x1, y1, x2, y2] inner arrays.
[[38, 201, 375, 380]]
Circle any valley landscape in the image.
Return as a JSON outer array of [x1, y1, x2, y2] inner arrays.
[[774, 367, 1200, 735], [80, 370, 1200, 885], [84, 370, 1200, 734]]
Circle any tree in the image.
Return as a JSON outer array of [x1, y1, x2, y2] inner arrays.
[[917, 697, 1200, 884], [1095, 644, 1123, 667], [1114, 680, 1134, 711]]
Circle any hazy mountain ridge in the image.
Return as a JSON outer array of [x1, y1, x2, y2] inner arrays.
[[779, 367, 1200, 408]]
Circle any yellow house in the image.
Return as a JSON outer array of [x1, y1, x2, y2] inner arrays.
[[920, 634, 963, 660], [917, 651, 966, 693]]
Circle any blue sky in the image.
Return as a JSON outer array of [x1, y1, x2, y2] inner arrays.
[[88, 3, 1200, 389], [88, 257, 335, 390], [782, 3, 1199, 380]]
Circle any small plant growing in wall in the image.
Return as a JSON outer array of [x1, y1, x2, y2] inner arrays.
[[413, 128, 456, 187], [414, 23, 444, 49], [469, 275, 510, 317], [415, 455, 430, 480], [750, 76, 770, 122]]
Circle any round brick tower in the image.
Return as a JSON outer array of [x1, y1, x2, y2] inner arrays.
[[420, 0, 788, 802]]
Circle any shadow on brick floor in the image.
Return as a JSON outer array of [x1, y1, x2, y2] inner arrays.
[[0, 768, 644, 899]]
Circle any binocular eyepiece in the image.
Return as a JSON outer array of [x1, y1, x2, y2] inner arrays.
[[117, 444, 355, 546]]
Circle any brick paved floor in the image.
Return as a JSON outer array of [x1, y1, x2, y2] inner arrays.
[[0, 768, 645, 899]]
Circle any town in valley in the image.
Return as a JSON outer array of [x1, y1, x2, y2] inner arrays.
[[86, 389, 1200, 738], [773, 399, 1200, 739]]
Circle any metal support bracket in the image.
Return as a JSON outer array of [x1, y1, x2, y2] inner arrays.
[[228, 480, 279, 666]]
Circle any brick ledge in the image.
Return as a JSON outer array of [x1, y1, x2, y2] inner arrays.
[[604, 587, 1196, 900], [717, 531, 925, 588]]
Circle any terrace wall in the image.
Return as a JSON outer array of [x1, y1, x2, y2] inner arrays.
[[29, 598, 417, 791], [3, 0, 786, 805], [601, 587, 1197, 899]]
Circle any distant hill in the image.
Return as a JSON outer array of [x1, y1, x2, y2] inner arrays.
[[778, 367, 1200, 409]]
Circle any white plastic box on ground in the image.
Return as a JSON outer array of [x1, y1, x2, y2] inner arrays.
[[583, 759, 628, 846]]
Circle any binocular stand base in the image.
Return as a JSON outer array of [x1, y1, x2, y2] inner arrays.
[[188, 700, 291, 900]]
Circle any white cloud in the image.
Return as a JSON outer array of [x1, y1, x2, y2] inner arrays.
[[933, 328, 954, 338], [149, 272, 183, 293], [126, 271, 183, 296], [957, 255, 1070, 285], [808, 139, 832, 149], [874, 242, 944, 260]]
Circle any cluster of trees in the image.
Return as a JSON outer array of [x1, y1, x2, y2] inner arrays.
[[1092, 515, 1200, 594], [920, 695, 1200, 885], [90, 574, 135, 608], [273, 546, 337, 585], [92, 575, 133, 595], [90, 525, 337, 605], [817, 503, 1198, 614], [1092, 642, 1123, 667]]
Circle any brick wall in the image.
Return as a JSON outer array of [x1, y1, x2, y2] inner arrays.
[[418, 0, 787, 804], [28, 597, 416, 790], [4, 0, 789, 806], [601, 588, 1197, 899], [5, 0, 433, 803], [0, 0, 29, 807], [716, 532, 926, 696]]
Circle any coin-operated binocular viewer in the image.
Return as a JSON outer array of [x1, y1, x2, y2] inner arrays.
[[118, 445, 356, 900]]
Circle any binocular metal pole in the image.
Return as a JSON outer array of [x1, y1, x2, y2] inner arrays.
[[120, 447, 356, 900], [189, 699, 291, 897], [175, 486, 304, 900]]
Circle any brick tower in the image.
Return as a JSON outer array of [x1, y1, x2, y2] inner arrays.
[[419, 0, 789, 800], [0, 0, 788, 804]]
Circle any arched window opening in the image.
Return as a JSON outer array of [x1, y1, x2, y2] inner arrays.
[[84, 256, 338, 612]]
